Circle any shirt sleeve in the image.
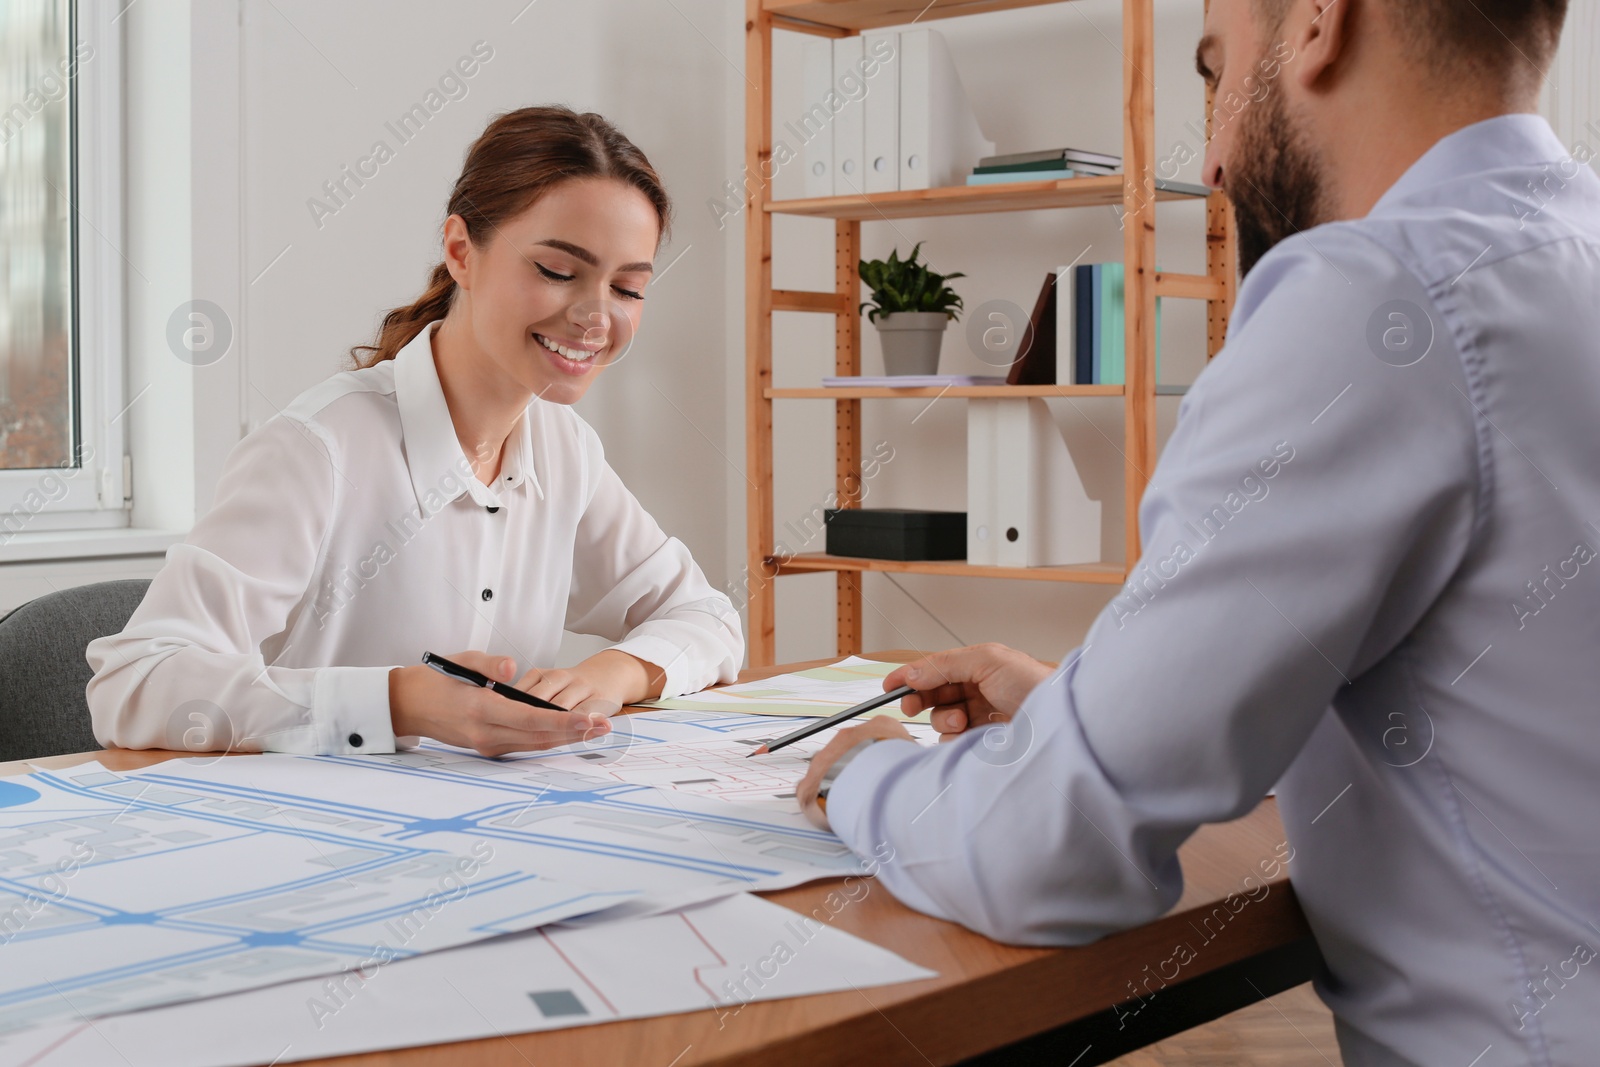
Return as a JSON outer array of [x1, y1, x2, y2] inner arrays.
[[824, 226, 1483, 945], [86, 414, 398, 755], [564, 420, 743, 696]]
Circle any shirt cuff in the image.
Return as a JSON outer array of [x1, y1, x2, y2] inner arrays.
[[311, 666, 399, 754], [822, 738, 924, 849], [606, 634, 697, 698]]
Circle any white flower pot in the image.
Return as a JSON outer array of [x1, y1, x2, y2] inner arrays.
[[875, 312, 949, 376]]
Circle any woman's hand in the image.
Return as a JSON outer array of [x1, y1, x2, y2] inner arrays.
[[885, 644, 1054, 741], [510, 649, 666, 719], [388, 650, 612, 757]]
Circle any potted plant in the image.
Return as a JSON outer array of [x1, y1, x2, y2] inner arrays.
[[859, 243, 965, 376]]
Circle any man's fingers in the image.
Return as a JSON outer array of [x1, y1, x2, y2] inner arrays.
[[894, 647, 986, 692], [796, 726, 867, 799], [930, 705, 969, 734], [900, 682, 972, 715]]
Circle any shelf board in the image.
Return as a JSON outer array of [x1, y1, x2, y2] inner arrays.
[[766, 0, 1070, 32], [766, 384, 1123, 399], [768, 175, 1207, 221], [775, 553, 1127, 584]]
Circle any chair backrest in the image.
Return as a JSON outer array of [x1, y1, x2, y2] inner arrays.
[[0, 578, 152, 762]]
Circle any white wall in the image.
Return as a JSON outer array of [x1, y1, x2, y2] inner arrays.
[[231, 0, 735, 662]]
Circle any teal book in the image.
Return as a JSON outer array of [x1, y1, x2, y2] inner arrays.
[[1101, 263, 1126, 386], [1091, 263, 1163, 386]]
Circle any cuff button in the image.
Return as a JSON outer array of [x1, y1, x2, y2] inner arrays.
[[348, 733, 363, 748]]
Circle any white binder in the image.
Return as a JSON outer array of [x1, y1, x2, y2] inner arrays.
[[862, 30, 900, 194], [801, 37, 835, 198], [899, 28, 994, 191], [832, 36, 866, 195], [967, 398, 1100, 567]]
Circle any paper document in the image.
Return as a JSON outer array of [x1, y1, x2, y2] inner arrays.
[[522, 710, 936, 809], [0, 892, 937, 1067], [0, 760, 626, 1035], [642, 656, 929, 722], [0, 740, 876, 1034]]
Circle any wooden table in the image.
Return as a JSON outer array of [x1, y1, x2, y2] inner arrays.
[[5, 653, 1321, 1066]]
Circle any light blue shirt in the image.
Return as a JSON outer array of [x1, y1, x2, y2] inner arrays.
[[829, 115, 1600, 1067]]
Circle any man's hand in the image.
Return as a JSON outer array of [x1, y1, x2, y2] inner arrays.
[[795, 716, 916, 830], [885, 643, 1054, 741]]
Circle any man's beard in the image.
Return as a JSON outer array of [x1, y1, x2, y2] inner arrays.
[[1226, 84, 1328, 277]]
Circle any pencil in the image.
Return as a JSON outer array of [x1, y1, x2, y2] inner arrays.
[[745, 685, 917, 757]]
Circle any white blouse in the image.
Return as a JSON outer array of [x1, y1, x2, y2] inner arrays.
[[86, 322, 742, 755]]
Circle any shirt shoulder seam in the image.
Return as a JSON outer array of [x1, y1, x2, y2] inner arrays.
[[1341, 227, 1494, 548]]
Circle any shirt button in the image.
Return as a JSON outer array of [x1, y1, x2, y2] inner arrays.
[[348, 733, 363, 748], [486, 506, 499, 514], [481, 588, 493, 601]]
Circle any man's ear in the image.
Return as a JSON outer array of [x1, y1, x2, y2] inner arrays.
[[1285, 0, 1353, 89]]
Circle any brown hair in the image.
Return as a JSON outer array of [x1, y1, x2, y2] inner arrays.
[[350, 106, 672, 368], [1255, 0, 1568, 80]]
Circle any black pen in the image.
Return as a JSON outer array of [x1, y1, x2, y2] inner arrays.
[[745, 685, 917, 757], [422, 651, 569, 713]]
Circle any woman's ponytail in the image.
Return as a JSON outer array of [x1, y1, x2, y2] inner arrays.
[[349, 262, 457, 367]]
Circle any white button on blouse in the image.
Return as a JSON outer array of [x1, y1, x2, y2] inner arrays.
[[86, 321, 743, 755]]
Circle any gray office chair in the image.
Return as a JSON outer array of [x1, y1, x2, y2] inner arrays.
[[0, 578, 151, 762]]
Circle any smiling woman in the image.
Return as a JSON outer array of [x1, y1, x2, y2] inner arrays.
[[85, 105, 743, 760]]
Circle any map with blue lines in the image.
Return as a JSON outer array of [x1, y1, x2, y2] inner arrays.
[[0, 711, 863, 1035]]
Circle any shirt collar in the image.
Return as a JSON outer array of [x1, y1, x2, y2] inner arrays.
[[1373, 113, 1569, 214], [393, 321, 540, 513]]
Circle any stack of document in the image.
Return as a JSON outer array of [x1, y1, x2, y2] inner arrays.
[[0, 665, 938, 1065]]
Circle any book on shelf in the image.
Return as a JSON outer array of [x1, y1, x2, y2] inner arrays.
[[973, 159, 1118, 177], [820, 374, 1008, 388], [965, 168, 1077, 185], [1005, 273, 1059, 386], [1059, 262, 1163, 386], [980, 147, 1122, 169]]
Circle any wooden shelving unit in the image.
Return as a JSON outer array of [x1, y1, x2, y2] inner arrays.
[[744, 0, 1237, 665]]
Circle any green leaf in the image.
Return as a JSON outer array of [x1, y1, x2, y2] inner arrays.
[[859, 243, 964, 320]]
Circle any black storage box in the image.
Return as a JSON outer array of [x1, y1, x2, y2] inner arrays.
[[823, 509, 967, 561]]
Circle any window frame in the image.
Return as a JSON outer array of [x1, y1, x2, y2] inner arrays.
[[0, 0, 126, 532]]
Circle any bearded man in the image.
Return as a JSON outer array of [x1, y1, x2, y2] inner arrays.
[[798, 2, 1596, 1064]]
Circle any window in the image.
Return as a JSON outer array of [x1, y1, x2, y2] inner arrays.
[[0, 0, 125, 538]]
